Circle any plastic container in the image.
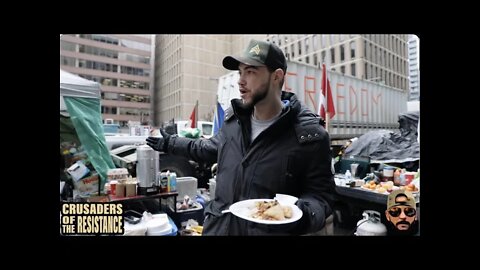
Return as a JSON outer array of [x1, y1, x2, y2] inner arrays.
[[167, 203, 204, 229], [345, 170, 352, 182], [146, 214, 172, 236], [404, 172, 416, 185], [383, 166, 394, 182], [176, 177, 198, 201]]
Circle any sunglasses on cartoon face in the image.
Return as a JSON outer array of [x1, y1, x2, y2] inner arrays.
[[388, 206, 416, 217]]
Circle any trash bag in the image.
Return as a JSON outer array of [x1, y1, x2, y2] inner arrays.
[[344, 111, 420, 164]]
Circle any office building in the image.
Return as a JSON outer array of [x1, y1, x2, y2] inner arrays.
[[408, 35, 420, 100], [60, 34, 154, 127], [152, 35, 263, 125], [266, 34, 410, 91]]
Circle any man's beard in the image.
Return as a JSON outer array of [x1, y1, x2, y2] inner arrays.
[[243, 77, 271, 109], [386, 220, 419, 236]]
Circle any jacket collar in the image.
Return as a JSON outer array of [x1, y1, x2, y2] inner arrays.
[[229, 92, 299, 148]]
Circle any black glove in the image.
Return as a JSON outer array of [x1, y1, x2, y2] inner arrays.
[[293, 199, 312, 234], [146, 129, 170, 152], [319, 117, 326, 127]]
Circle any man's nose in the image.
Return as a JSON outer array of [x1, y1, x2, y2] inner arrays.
[[238, 75, 245, 86]]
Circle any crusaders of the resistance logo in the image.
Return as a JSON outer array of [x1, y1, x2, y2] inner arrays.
[[61, 203, 124, 235]]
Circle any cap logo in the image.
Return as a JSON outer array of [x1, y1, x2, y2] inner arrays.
[[249, 44, 261, 55]]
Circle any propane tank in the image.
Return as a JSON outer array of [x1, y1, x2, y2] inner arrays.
[[354, 210, 387, 236]]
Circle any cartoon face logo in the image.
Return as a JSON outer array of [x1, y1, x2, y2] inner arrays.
[[385, 190, 417, 231]]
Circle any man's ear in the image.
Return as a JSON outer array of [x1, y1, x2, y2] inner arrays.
[[275, 69, 284, 82], [385, 210, 391, 222]]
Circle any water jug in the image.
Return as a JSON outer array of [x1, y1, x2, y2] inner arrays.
[[136, 145, 159, 195]]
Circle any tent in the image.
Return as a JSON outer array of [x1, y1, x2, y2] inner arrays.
[[60, 69, 114, 190]]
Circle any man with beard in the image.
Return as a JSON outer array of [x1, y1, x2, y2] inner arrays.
[[146, 39, 335, 235], [385, 189, 419, 236]]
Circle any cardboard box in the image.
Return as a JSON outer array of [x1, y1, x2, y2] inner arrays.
[[67, 161, 90, 181], [73, 174, 99, 195]]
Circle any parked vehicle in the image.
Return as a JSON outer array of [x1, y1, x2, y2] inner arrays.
[[103, 123, 121, 136], [217, 61, 408, 140]]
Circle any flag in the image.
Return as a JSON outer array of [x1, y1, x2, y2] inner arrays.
[[318, 64, 336, 119], [213, 102, 225, 135], [189, 101, 198, 128]]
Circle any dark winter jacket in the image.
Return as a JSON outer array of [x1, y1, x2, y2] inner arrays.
[[167, 91, 336, 235]]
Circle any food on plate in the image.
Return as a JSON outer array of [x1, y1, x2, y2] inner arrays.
[[381, 181, 394, 190], [264, 204, 286, 220], [251, 200, 293, 221], [399, 183, 418, 192], [362, 180, 380, 190], [283, 205, 293, 218], [405, 183, 418, 192]]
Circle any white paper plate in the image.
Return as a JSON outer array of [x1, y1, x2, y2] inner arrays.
[[228, 199, 302, 225]]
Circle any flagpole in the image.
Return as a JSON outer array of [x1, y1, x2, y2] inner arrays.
[[195, 100, 199, 128], [325, 46, 330, 131]]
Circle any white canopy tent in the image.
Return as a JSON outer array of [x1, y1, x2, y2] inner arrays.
[[59, 69, 114, 188], [60, 69, 101, 112]]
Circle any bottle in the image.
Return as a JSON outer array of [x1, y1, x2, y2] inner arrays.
[[168, 172, 177, 192], [399, 169, 406, 186], [393, 169, 401, 186], [160, 172, 168, 193], [345, 170, 352, 182]]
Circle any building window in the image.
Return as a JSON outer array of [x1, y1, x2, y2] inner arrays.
[[364, 40, 367, 58], [330, 48, 335, 64], [340, 44, 345, 62], [340, 65, 345, 74], [384, 51, 387, 68], [350, 41, 356, 59], [351, 63, 356, 76]]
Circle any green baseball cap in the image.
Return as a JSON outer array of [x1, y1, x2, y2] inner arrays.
[[223, 39, 287, 72], [387, 189, 416, 209]]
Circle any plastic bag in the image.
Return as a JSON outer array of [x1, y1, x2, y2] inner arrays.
[[179, 128, 201, 138]]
